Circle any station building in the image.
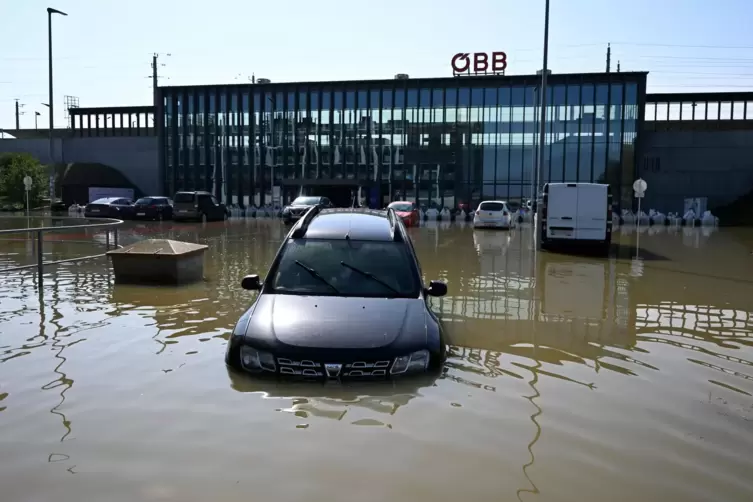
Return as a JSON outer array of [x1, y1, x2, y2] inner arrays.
[[157, 72, 645, 209], [4, 71, 753, 214]]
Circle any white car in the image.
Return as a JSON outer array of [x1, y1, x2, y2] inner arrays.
[[473, 200, 514, 229]]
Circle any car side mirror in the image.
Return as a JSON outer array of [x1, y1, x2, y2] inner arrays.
[[241, 274, 261, 291], [426, 280, 447, 297]]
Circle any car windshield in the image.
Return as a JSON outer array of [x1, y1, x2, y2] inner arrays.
[[389, 203, 413, 212], [135, 197, 154, 205], [173, 193, 195, 203], [91, 198, 116, 204], [478, 202, 506, 212], [291, 197, 321, 206], [271, 239, 419, 298]]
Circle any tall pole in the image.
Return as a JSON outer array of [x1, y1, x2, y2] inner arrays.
[[15, 100, 20, 130], [152, 54, 158, 107], [535, 0, 550, 250], [47, 8, 68, 166]]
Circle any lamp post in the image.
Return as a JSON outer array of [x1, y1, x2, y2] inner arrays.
[[47, 7, 68, 166], [534, 0, 550, 250]]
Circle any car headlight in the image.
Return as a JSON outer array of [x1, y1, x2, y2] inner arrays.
[[390, 349, 430, 375], [282, 207, 290, 214], [240, 346, 276, 373]]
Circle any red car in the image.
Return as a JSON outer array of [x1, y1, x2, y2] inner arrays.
[[388, 201, 420, 227]]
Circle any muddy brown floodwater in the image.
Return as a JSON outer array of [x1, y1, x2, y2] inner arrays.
[[1, 218, 752, 502]]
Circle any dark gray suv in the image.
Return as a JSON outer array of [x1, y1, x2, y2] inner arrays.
[[226, 206, 448, 380], [281, 196, 333, 225]]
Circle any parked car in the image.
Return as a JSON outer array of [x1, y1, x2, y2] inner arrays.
[[84, 197, 134, 219], [132, 196, 173, 221], [225, 206, 448, 380], [172, 191, 229, 222], [473, 200, 514, 229], [387, 200, 420, 227], [281, 196, 333, 225]]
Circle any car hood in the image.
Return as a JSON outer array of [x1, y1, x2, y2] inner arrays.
[[287, 204, 315, 210], [243, 294, 427, 349]]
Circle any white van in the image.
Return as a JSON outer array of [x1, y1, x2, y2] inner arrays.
[[540, 182, 612, 253]]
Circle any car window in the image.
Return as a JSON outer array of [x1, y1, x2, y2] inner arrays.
[[389, 203, 414, 212], [292, 196, 323, 206], [91, 198, 112, 204], [135, 197, 153, 205], [271, 239, 419, 298], [478, 202, 506, 211], [174, 193, 195, 204]]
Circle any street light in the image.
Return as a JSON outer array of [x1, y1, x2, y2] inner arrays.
[[47, 7, 68, 165], [534, 0, 550, 250]]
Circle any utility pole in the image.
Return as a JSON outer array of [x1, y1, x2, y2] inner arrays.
[[150, 53, 171, 107], [534, 0, 550, 251], [617, 61, 621, 73], [14, 99, 25, 130], [606, 43, 611, 73], [152, 54, 158, 107]]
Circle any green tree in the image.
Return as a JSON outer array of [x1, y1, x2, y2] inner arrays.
[[0, 153, 48, 207]]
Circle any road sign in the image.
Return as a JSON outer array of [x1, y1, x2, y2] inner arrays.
[[634, 191, 645, 199], [632, 178, 647, 195], [23, 175, 32, 191]]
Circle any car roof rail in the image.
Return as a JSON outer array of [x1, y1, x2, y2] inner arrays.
[[291, 204, 324, 238], [385, 207, 404, 242]]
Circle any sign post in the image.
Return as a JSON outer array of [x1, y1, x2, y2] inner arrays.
[[632, 178, 648, 258], [23, 175, 32, 216], [632, 178, 647, 220]]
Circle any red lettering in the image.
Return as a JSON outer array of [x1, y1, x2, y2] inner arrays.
[[491, 51, 507, 72], [451, 53, 470, 73], [473, 53, 488, 73]]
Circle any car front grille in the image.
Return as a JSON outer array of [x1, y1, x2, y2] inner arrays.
[[277, 358, 392, 378]]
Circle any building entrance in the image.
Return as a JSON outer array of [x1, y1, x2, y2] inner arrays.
[[316, 185, 357, 208]]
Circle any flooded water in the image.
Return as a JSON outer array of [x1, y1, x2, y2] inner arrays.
[[1, 218, 753, 502]]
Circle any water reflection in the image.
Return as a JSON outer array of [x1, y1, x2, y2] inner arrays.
[[227, 371, 440, 426], [1, 221, 753, 501]]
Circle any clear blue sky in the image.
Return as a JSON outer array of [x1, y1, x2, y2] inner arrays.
[[2, 0, 752, 129]]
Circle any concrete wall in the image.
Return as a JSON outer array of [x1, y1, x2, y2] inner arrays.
[[0, 136, 159, 195], [640, 130, 753, 213]]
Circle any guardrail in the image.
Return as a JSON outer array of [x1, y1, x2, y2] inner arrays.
[[0, 217, 124, 281]]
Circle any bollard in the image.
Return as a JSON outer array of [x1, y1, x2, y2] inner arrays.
[[36, 230, 44, 280], [106, 230, 111, 250], [114, 228, 119, 248]]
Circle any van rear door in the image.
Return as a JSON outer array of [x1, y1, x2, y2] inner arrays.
[[546, 183, 578, 239], [575, 184, 608, 240]]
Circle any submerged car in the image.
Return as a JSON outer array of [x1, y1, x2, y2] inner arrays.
[[84, 197, 134, 219], [473, 200, 515, 229], [282, 196, 333, 225], [226, 206, 448, 380], [387, 200, 420, 227], [132, 196, 173, 220]]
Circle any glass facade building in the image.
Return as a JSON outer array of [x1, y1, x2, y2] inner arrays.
[[159, 72, 646, 209]]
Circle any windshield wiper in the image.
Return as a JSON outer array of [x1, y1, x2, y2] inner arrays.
[[294, 260, 340, 294], [340, 261, 402, 295]]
